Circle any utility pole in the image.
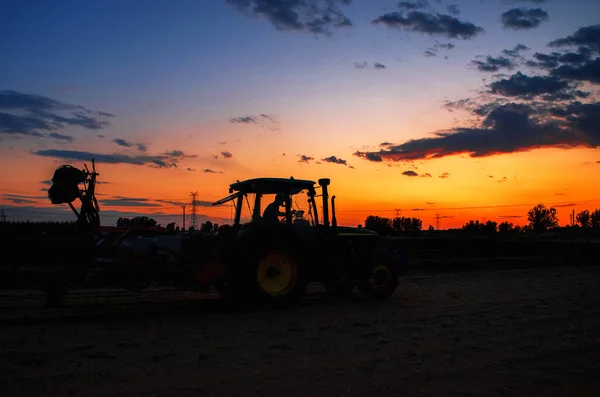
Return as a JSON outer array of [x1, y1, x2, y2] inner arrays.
[[394, 208, 401, 218], [190, 191, 198, 230], [435, 213, 440, 230], [0, 209, 6, 222], [572, 209, 575, 227], [180, 204, 186, 231]]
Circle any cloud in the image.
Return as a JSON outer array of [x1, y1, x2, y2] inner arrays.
[[402, 170, 419, 176], [1, 193, 40, 204], [354, 61, 387, 69], [33, 149, 197, 168], [548, 24, 600, 53], [471, 56, 517, 72], [203, 168, 224, 173], [501, 8, 549, 30], [221, 150, 233, 159], [229, 113, 280, 131], [397, 1, 429, 10], [48, 132, 74, 142], [424, 41, 456, 58], [226, 0, 352, 36], [187, 168, 196, 172], [439, 172, 450, 179], [353, 25, 600, 163], [100, 196, 161, 207], [426, 202, 436, 205], [298, 154, 314, 163], [0, 90, 112, 138], [502, 43, 529, 58], [321, 155, 347, 165], [446, 5, 460, 16], [372, 10, 485, 40], [113, 138, 147, 152], [420, 173, 432, 177]]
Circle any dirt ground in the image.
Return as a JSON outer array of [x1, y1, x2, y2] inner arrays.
[[1, 265, 600, 397]]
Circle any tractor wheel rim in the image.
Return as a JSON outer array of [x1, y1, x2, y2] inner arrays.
[[257, 251, 298, 297]]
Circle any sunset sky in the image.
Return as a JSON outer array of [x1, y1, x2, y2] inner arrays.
[[1, 0, 599, 229]]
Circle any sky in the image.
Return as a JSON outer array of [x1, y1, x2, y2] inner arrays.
[[1, 0, 600, 229]]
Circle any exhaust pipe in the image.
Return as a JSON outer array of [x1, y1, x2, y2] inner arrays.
[[318, 178, 330, 227], [331, 195, 337, 229]]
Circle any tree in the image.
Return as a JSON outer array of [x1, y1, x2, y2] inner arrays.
[[200, 220, 213, 233], [166, 222, 176, 232], [576, 210, 591, 228], [116, 216, 159, 228], [392, 216, 423, 233], [591, 209, 600, 229], [365, 215, 393, 235], [527, 203, 559, 233], [498, 221, 514, 233]]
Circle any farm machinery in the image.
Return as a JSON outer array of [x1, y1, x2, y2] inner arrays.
[[43, 160, 408, 307]]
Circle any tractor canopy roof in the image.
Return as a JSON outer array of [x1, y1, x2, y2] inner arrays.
[[229, 177, 316, 195]]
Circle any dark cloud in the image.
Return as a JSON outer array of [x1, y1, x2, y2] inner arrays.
[[100, 197, 161, 207], [548, 25, 600, 53], [48, 132, 74, 142], [488, 72, 572, 98], [552, 58, 600, 84], [424, 41, 456, 58], [298, 154, 314, 163], [502, 0, 548, 3], [226, 0, 352, 36], [203, 168, 224, 173], [1, 193, 39, 204], [187, 168, 196, 172], [471, 56, 517, 72], [439, 172, 450, 179], [113, 138, 147, 152], [221, 150, 233, 159], [502, 43, 529, 58], [420, 173, 432, 177], [0, 90, 112, 138], [354, 61, 386, 69], [397, 1, 429, 10], [354, 98, 600, 161], [372, 11, 485, 40], [322, 155, 347, 165], [501, 8, 549, 30], [33, 149, 197, 168], [446, 5, 460, 16], [402, 170, 419, 177], [229, 113, 280, 131]]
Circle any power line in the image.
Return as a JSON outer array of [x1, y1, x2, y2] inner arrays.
[[190, 191, 199, 230], [180, 204, 186, 230], [334, 198, 600, 213]]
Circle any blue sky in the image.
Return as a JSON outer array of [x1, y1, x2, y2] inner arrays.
[[2, 0, 600, 227]]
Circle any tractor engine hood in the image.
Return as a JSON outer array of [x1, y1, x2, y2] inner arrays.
[[335, 226, 378, 237]]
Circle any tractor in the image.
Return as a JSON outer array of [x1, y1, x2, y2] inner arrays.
[[205, 176, 407, 303], [43, 160, 408, 306]]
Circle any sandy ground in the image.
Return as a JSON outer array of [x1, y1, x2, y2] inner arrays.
[[1, 265, 600, 397]]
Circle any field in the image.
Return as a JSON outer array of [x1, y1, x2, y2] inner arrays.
[[1, 233, 599, 396], [2, 255, 600, 396]]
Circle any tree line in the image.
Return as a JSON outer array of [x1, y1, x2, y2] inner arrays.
[[3, 204, 599, 237], [364, 204, 600, 236]]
